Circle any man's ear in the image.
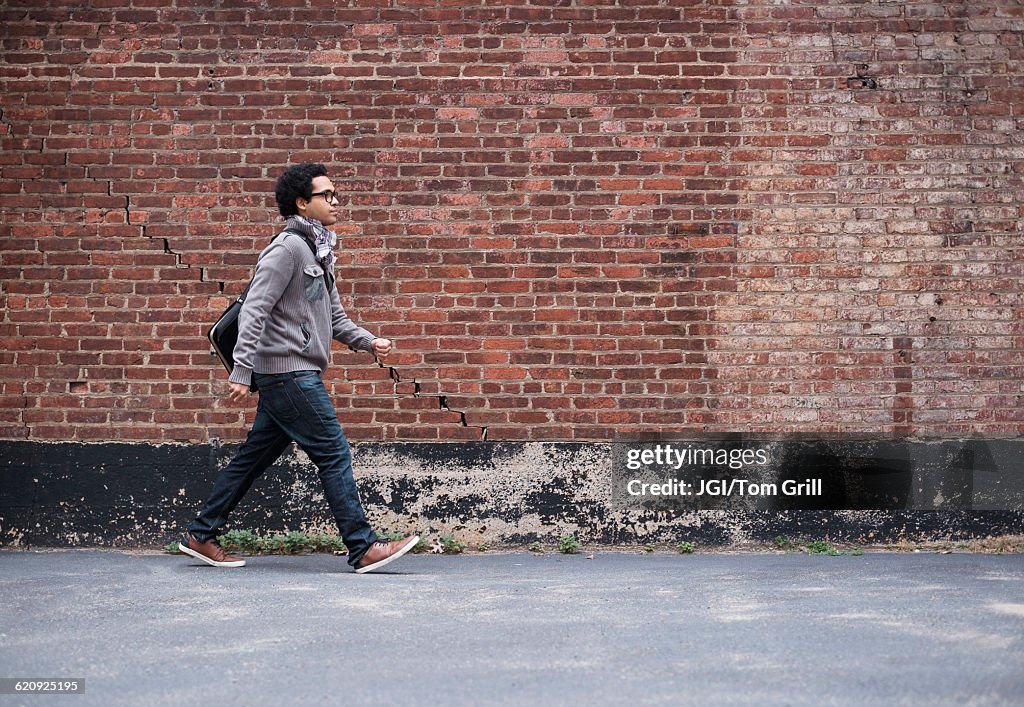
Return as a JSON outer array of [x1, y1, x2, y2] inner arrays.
[[295, 196, 308, 215]]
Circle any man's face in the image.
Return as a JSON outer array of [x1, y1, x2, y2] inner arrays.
[[297, 175, 338, 226]]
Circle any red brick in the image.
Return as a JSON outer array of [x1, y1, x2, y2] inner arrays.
[[0, 2, 1018, 442]]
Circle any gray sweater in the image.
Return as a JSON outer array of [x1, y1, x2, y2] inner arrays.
[[228, 230, 376, 388]]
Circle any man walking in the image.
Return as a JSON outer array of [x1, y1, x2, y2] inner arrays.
[[180, 163, 418, 573]]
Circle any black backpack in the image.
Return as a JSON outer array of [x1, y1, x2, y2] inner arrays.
[[208, 230, 319, 373]]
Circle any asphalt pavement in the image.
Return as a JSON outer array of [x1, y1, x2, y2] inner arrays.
[[0, 549, 1022, 706]]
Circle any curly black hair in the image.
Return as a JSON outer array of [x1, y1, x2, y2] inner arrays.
[[274, 163, 328, 218]]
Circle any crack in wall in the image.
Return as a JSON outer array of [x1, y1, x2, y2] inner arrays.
[[118, 191, 188, 271], [15, 127, 476, 443], [160, 238, 190, 270], [381, 362, 487, 440]]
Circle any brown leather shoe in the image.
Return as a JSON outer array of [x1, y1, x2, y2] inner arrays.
[[355, 535, 420, 574], [179, 533, 246, 568]]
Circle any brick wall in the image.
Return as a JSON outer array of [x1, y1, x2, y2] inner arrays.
[[1, 1, 1021, 444]]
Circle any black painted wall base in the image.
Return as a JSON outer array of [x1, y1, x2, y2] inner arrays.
[[1, 440, 1021, 548]]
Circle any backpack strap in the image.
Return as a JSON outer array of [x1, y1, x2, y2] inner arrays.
[[281, 228, 318, 257], [237, 229, 326, 304], [282, 228, 332, 289]]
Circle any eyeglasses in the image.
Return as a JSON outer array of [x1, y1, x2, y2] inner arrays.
[[309, 189, 338, 203]]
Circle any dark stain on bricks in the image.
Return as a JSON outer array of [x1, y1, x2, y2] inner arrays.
[[2, 441, 1023, 548], [847, 77, 879, 90]]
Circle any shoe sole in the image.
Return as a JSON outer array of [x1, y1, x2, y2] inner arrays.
[[178, 542, 246, 568], [355, 535, 420, 574]]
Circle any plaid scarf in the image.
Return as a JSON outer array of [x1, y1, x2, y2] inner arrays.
[[286, 215, 337, 272]]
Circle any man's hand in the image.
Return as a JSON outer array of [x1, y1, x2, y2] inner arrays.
[[227, 382, 250, 404], [371, 338, 393, 361]]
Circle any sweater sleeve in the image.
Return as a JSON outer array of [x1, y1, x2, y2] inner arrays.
[[228, 244, 295, 387], [329, 283, 375, 353]]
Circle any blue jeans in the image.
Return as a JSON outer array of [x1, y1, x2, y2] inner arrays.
[[187, 370, 379, 567]]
